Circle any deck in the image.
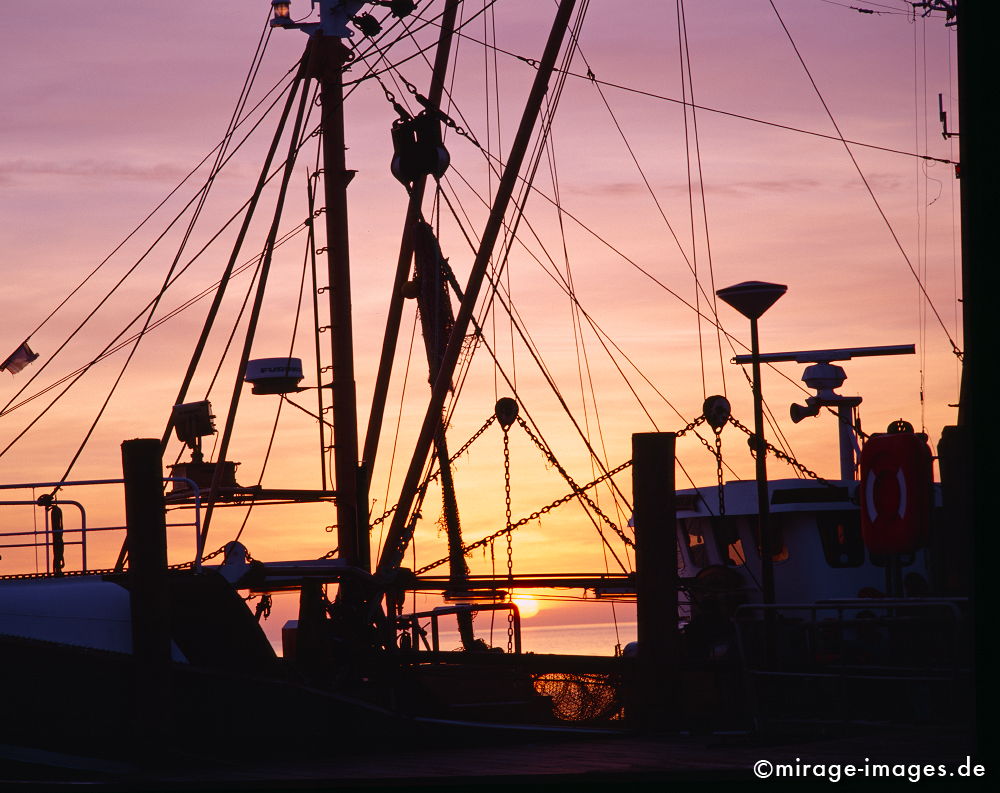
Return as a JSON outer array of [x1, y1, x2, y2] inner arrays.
[[1, 724, 979, 790]]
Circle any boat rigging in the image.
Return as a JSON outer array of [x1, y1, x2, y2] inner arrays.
[[0, 0, 975, 762]]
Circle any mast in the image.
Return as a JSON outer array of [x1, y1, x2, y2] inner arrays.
[[412, 222, 475, 646], [377, 0, 580, 579], [316, 35, 367, 573], [362, 0, 461, 481], [272, 2, 369, 574]]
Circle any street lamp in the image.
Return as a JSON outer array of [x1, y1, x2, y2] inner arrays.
[[717, 280, 786, 604]]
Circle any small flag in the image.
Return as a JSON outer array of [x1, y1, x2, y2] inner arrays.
[[1, 341, 39, 375]]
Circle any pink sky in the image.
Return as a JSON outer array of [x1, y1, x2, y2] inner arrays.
[[1, 1, 960, 630]]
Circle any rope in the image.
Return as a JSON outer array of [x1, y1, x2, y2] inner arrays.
[[413, 457, 634, 576], [198, 64, 314, 551], [0, 72, 310, 445], [768, 0, 961, 361], [50, 24, 288, 493], [437, 150, 823, 412], [2, 58, 300, 422], [421, 22, 957, 166]]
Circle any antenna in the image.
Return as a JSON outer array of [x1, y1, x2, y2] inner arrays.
[[735, 344, 915, 480]]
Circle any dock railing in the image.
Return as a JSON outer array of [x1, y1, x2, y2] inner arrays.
[[397, 602, 522, 654], [734, 598, 971, 728], [0, 477, 203, 574]]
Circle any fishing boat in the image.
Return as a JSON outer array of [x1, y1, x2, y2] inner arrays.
[[0, 0, 979, 774]]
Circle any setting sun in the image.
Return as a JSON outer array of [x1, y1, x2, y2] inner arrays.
[[511, 594, 541, 618], [0, 0, 974, 774]]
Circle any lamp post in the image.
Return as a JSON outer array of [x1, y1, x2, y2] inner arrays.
[[717, 280, 786, 604]]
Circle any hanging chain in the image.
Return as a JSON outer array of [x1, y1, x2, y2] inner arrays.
[[197, 544, 228, 565], [392, 71, 482, 148], [319, 415, 497, 559], [503, 427, 514, 653], [674, 414, 707, 438], [714, 428, 726, 516], [516, 416, 634, 548], [413, 411, 711, 577], [677, 414, 727, 463], [1, 410, 729, 583], [413, 457, 635, 576], [450, 415, 498, 466], [374, 74, 413, 121], [0, 540, 235, 582], [727, 415, 839, 488], [254, 592, 272, 622], [373, 415, 496, 529]]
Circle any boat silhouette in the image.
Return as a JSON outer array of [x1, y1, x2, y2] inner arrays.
[[0, 0, 979, 779]]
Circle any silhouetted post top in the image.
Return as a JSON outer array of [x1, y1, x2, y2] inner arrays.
[[716, 281, 787, 320]]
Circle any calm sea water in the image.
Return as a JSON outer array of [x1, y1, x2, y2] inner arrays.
[[265, 591, 637, 657], [437, 620, 638, 656], [268, 619, 637, 657]]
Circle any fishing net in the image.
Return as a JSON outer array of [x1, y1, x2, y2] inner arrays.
[[532, 672, 624, 723]]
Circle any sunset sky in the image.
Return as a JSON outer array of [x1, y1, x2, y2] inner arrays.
[[1, 1, 960, 634]]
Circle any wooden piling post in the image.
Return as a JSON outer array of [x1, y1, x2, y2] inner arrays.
[[122, 438, 171, 748], [631, 432, 678, 730]]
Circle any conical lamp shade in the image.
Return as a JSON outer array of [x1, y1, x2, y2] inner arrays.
[[716, 281, 787, 320]]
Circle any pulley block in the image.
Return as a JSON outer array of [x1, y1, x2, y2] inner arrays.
[[702, 394, 731, 431], [495, 397, 518, 430], [390, 111, 450, 185]]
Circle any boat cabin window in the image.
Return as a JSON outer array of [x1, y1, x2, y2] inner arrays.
[[680, 517, 749, 569], [712, 516, 747, 567], [726, 538, 746, 566], [817, 511, 865, 567], [680, 520, 709, 568], [757, 517, 788, 563]]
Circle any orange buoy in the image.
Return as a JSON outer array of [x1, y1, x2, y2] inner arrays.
[[859, 429, 933, 555]]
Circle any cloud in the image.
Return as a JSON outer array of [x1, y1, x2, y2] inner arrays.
[[570, 177, 824, 198], [731, 178, 825, 194], [843, 172, 906, 192], [0, 159, 190, 186], [567, 181, 649, 197]]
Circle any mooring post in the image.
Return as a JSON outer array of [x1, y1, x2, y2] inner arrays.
[[122, 438, 171, 749], [631, 432, 678, 730]]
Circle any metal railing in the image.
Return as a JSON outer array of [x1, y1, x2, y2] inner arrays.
[[0, 499, 88, 573], [734, 598, 970, 726], [397, 602, 522, 654], [0, 478, 203, 573]]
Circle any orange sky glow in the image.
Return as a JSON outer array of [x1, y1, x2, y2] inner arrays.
[[1, 1, 960, 642]]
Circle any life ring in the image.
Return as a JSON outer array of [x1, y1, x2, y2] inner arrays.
[[859, 431, 932, 555]]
